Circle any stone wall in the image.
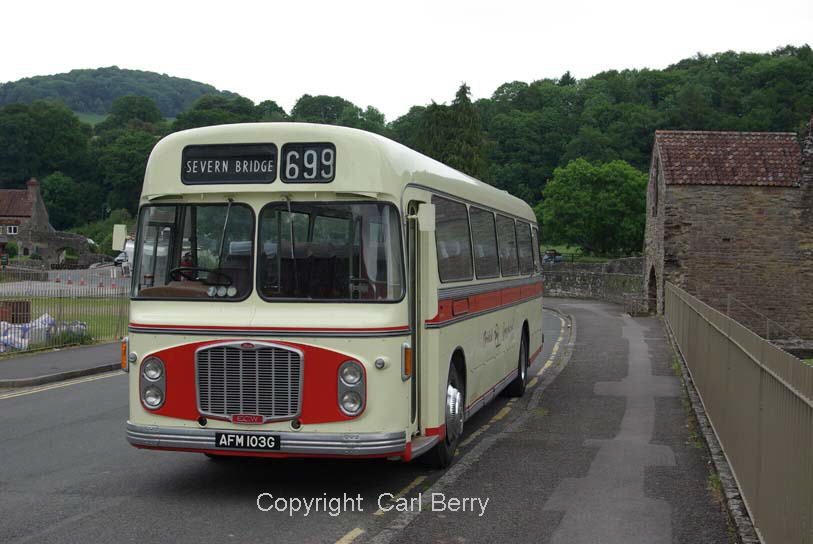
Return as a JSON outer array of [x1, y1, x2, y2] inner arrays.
[[541, 256, 645, 311], [542, 270, 644, 309]]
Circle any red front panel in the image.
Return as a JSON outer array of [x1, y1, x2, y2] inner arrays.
[[144, 340, 361, 424]]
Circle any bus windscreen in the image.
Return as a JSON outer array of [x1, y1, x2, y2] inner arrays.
[[132, 204, 254, 300], [257, 202, 404, 302]]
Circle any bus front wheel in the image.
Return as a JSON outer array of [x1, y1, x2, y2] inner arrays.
[[423, 365, 464, 469]]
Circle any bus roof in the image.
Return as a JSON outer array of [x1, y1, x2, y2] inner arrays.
[[143, 122, 536, 223]]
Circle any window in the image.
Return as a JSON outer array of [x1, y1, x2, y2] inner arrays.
[[531, 227, 541, 272], [516, 222, 533, 274], [469, 207, 499, 278], [132, 204, 255, 300], [258, 202, 403, 301], [6, 225, 18, 235], [496, 215, 518, 276], [433, 196, 473, 283]]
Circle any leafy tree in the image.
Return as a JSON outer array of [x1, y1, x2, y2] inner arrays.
[[5, 241, 18, 258], [0, 101, 91, 182], [71, 208, 134, 255], [95, 95, 164, 134], [337, 105, 390, 135], [291, 94, 354, 124], [541, 159, 647, 255], [256, 100, 288, 121], [390, 105, 425, 149], [171, 94, 259, 131], [41, 172, 97, 230], [412, 83, 486, 178], [96, 131, 158, 213]]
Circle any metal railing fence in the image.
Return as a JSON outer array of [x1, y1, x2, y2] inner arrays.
[[0, 267, 129, 355], [664, 282, 813, 544]]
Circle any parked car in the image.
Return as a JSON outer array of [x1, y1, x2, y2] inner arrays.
[[543, 249, 565, 264]]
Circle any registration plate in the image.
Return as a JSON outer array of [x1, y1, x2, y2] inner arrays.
[[215, 432, 281, 450]]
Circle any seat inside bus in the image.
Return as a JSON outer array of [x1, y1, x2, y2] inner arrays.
[[261, 240, 392, 300]]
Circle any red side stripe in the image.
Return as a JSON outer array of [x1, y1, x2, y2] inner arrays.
[[130, 323, 410, 332]]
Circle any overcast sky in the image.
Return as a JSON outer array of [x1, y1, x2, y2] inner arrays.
[[2, 0, 811, 120]]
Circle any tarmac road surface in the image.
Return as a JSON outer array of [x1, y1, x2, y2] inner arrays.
[[0, 302, 733, 543]]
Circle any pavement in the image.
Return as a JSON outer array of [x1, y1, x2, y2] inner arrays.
[[0, 301, 734, 544], [0, 342, 120, 387]]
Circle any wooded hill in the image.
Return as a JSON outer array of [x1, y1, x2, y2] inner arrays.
[[0, 66, 237, 116], [0, 45, 810, 255]]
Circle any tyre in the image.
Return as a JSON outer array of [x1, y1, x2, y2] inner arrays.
[[504, 332, 529, 398], [423, 364, 465, 469]]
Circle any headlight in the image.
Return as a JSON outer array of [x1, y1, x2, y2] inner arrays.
[[339, 361, 363, 385], [340, 391, 362, 414], [142, 357, 164, 381], [143, 386, 164, 408]]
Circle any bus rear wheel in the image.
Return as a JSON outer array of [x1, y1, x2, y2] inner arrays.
[[505, 333, 529, 398], [423, 364, 464, 469]]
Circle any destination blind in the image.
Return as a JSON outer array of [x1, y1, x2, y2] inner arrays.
[[181, 144, 278, 184]]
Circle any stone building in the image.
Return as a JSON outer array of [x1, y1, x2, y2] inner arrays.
[[644, 127, 813, 339], [0, 178, 90, 262]]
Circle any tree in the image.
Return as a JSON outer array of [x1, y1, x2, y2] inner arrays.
[[95, 95, 163, 134], [291, 94, 354, 124], [96, 131, 157, 213], [0, 101, 91, 183], [71, 208, 133, 255], [542, 159, 647, 256], [172, 94, 259, 131], [411, 83, 487, 178], [41, 172, 89, 229], [255, 100, 288, 121]]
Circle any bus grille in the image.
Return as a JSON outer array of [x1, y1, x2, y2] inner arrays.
[[196, 343, 303, 421]]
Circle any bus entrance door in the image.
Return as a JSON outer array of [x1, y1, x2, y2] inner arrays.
[[405, 194, 438, 447]]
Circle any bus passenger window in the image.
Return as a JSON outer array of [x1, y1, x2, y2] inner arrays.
[[531, 226, 541, 273], [496, 215, 519, 276], [469, 207, 499, 279], [432, 196, 473, 283], [517, 222, 533, 275]]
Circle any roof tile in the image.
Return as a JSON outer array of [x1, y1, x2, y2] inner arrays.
[[0, 189, 33, 217], [655, 130, 801, 187]]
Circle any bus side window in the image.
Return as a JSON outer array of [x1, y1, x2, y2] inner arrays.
[[469, 207, 499, 279], [496, 215, 518, 276], [432, 196, 473, 283], [531, 226, 541, 273], [516, 222, 533, 275]]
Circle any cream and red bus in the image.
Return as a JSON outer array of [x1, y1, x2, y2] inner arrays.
[[120, 123, 543, 467]]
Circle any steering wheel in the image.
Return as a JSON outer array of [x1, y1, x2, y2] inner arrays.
[[169, 267, 233, 286]]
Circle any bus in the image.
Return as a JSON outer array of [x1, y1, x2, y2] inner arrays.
[[119, 123, 544, 468]]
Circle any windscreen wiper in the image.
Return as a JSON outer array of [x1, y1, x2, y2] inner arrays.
[[285, 196, 300, 294], [216, 198, 233, 270]]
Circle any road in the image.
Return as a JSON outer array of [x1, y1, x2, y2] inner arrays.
[[0, 302, 732, 544]]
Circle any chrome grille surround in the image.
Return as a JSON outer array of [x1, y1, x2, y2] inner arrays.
[[195, 341, 303, 422]]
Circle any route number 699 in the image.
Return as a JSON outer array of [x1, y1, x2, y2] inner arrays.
[[281, 142, 336, 182]]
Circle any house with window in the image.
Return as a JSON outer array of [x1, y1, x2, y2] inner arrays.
[[0, 178, 90, 262]]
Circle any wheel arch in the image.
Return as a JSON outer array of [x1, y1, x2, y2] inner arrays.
[[449, 346, 467, 397]]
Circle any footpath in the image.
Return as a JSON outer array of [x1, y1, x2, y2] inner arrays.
[[0, 342, 120, 388]]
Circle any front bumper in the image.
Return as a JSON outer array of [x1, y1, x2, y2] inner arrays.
[[126, 421, 407, 457]]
